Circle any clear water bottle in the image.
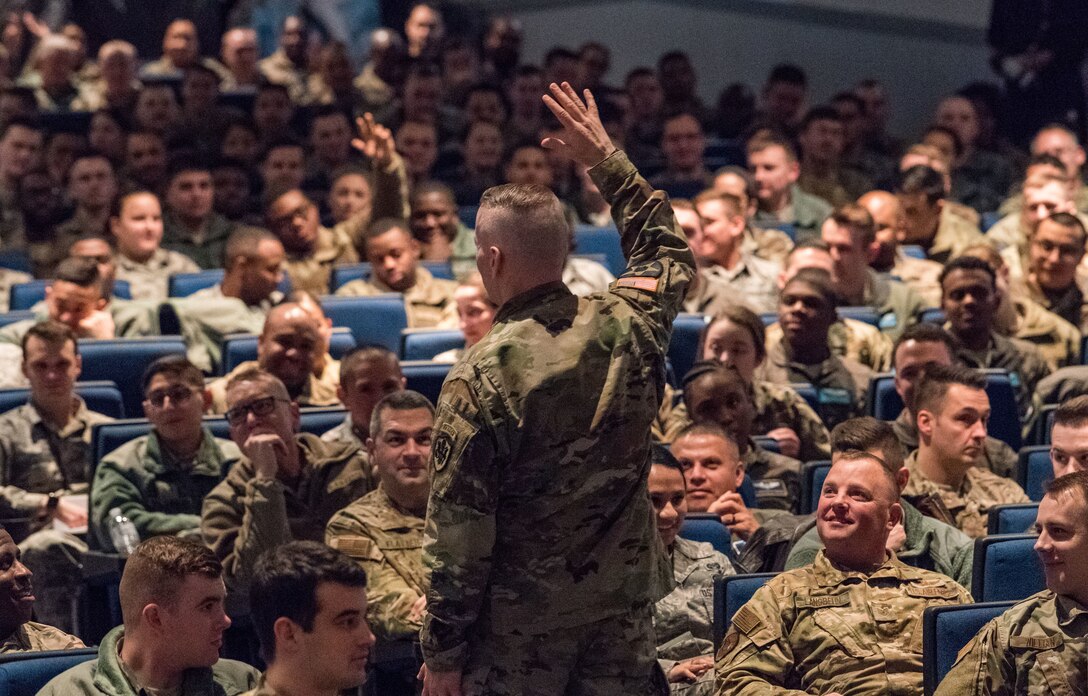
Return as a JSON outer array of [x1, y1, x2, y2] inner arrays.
[[107, 507, 139, 557]]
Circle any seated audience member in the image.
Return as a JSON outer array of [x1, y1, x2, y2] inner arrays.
[[714, 450, 971, 694], [41, 150, 117, 276], [987, 172, 1074, 254], [207, 303, 340, 413], [162, 155, 236, 269], [219, 28, 260, 90], [858, 190, 944, 306], [39, 536, 258, 695], [762, 268, 873, 428], [649, 444, 732, 696], [396, 121, 440, 187], [903, 365, 1029, 538], [693, 191, 780, 313], [786, 417, 974, 587], [259, 18, 310, 103], [265, 186, 358, 296], [821, 203, 925, 340], [681, 364, 802, 513], [443, 120, 503, 206], [890, 323, 1017, 477], [246, 542, 376, 696], [0, 321, 114, 629], [710, 166, 793, 264], [933, 94, 1016, 215], [336, 218, 458, 328], [895, 164, 986, 264], [435, 273, 497, 363], [409, 181, 475, 278], [1008, 212, 1088, 332], [201, 368, 373, 617], [110, 189, 201, 301], [68, 237, 118, 302], [649, 112, 711, 193], [941, 256, 1049, 422], [212, 158, 259, 225], [326, 391, 433, 642], [0, 523, 84, 652], [670, 199, 736, 317], [322, 346, 405, 451], [141, 19, 224, 77], [123, 130, 169, 192], [260, 138, 307, 193], [92, 356, 241, 552], [795, 105, 872, 207], [936, 471, 1088, 695], [1050, 396, 1088, 478], [747, 133, 832, 242], [562, 234, 616, 297], [0, 257, 116, 346], [753, 63, 807, 135], [898, 143, 981, 228], [669, 423, 785, 543], [1000, 124, 1088, 216]]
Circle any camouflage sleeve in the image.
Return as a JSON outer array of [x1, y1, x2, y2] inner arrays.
[[933, 619, 1012, 696], [421, 376, 500, 672], [0, 444, 48, 517], [714, 583, 807, 696], [782, 525, 821, 571], [91, 460, 200, 553], [370, 151, 411, 222], [589, 150, 695, 343]]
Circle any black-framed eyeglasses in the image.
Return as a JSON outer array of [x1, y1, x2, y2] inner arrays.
[[145, 386, 197, 408], [225, 395, 290, 425]]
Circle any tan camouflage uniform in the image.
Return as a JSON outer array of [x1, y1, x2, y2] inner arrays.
[[0, 268, 33, 313], [283, 224, 359, 297], [169, 284, 283, 373], [703, 253, 782, 314], [114, 248, 201, 302], [743, 225, 793, 265], [759, 342, 873, 430], [681, 270, 742, 317], [929, 206, 989, 265], [335, 266, 459, 329], [955, 331, 1050, 424], [892, 251, 944, 308], [766, 318, 893, 373], [0, 621, 84, 653]]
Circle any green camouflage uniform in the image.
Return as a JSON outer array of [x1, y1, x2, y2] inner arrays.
[[38, 625, 258, 696], [114, 247, 201, 302], [955, 331, 1050, 424], [335, 266, 459, 329], [162, 210, 235, 270], [655, 537, 734, 696], [284, 224, 359, 296], [858, 268, 926, 341], [0, 621, 84, 653], [743, 441, 802, 513], [326, 486, 425, 641], [892, 410, 1018, 479], [742, 225, 793, 265], [928, 207, 988, 265], [1005, 295, 1083, 371], [766, 318, 893, 373], [785, 498, 975, 587], [91, 428, 241, 552], [682, 270, 743, 317], [714, 550, 972, 696], [759, 342, 873, 430], [201, 433, 374, 616], [169, 284, 283, 374], [902, 450, 1030, 539], [421, 150, 694, 694], [935, 590, 1087, 696]]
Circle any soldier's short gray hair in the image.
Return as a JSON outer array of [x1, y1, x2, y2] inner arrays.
[[370, 389, 434, 437]]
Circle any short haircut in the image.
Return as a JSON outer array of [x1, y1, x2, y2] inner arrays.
[[713, 165, 758, 202], [224, 366, 289, 400], [250, 541, 366, 662], [1026, 153, 1067, 175], [681, 361, 754, 407], [1041, 212, 1088, 245], [939, 255, 996, 288], [339, 345, 401, 386], [896, 165, 945, 204], [21, 320, 78, 356], [141, 355, 204, 393], [651, 442, 684, 474], [119, 536, 222, 627], [829, 203, 876, 247], [1044, 470, 1088, 525], [767, 63, 806, 87], [1033, 123, 1081, 147], [365, 217, 411, 244], [891, 323, 959, 369], [260, 136, 305, 163], [693, 189, 743, 217], [1053, 395, 1088, 429], [329, 164, 371, 188], [166, 152, 211, 183], [913, 364, 987, 415], [309, 104, 351, 130], [746, 132, 797, 162], [111, 188, 158, 218], [923, 125, 964, 158], [369, 389, 434, 438], [785, 239, 832, 265], [702, 305, 767, 362], [223, 225, 278, 268], [782, 267, 837, 308], [673, 421, 740, 454], [411, 180, 456, 207], [800, 105, 841, 132], [478, 183, 569, 264], [53, 256, 102, 290], [829, 448, 899, 502], [829, 417, 904, 475], [0, 116, 42, 141]]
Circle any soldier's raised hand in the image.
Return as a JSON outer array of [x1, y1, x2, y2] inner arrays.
[[353, 112, 395, 169], [541, 82, 616, 168]]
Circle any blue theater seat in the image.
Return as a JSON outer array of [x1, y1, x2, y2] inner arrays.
[[971, 534, 1046, 603], [0, 249, 32, 273], [78, 337, 187, 417], [401, 329, 464, 361], [836, 306, 880, 328], [0, 310, 35, 329], [330, 262, 455, 291], [713, 573, 777, 647], [573, 226, 625, 276], [919, 308, 946, 324], [668, 313, 709, 386], [800, 460, 832, 515], [679, 512, 733, 557], [401, 361, 452, 404], [169, 270, 292, 297], [900, 245, 927, 260], [0, 381, 125, 419], [0, 648, 99, 696], [220, 328, 356, 375], [10, 279, 132, 310], [922, 601, 1015, 695], [1016, 446, 1053, 502], [788, 383, 819, 414], [320, 294, 408, 351], [987, 503, 1039, 535]]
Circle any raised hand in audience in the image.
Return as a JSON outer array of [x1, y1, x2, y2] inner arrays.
[[353, 112, 396, 169], [541, 82, 616, 168]]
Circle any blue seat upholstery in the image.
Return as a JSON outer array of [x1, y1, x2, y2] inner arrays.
[[922, 602, 1014, 695], [297, 408, 349, 437], [331, 262, 454, 291], [92, 419, 153, 466], [703, 138, 745, 167], [0, 249, 32, 273], [169, 270, 291, 297], [919, 308, 946, 324], [0, 310, 35, 329], [762, 222, 796, 241], [0, 648, 99, 696], [320, 294, 408, 351], [78, 337, 187, 417], [836, 306, 880, 328], [401, 329, 465, 360], [220, 328, 356, 375], [458, 205, 479, 229], [10, 280, 132, 310], [788, 383, 819, 414], [712, 573, 777, 647], [0, 381, 124, 418], [401, 361, 452, 404], [573, 226, 625, 276], [679, 512, 733, 557], [866, 373, 902, 420], [751, 436, 780, 454], [899, 245, 927, 260], [668, 313, 709, 386], [759, 312, 777, 327], [980, 211, 1001, 233], [971, 534, 1046, 602], [987, 503, 1039, 535], [1016, 446, 1052, 502], [1030, 404, 1056, 446], [800, 460, 832, 515]]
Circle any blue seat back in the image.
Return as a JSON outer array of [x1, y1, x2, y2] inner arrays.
[[679, 513, 732, 557], [78, 337, 187, 417], [92, 419, 154, 465], [401, 360, 452, 404], [713, 573, 777, 647], [922, 602, 1014, 695], [0, 310, 35, 329], [759, 312, 777, 327], [919, 308, 946, 324], [900, 245, 927, 260], [788, 383, 819, 414], [0, 381, 125, 419], [0, 249, 32, 273], [971, 534, 1046, 602], [668, 313, 709, 387], [320, 294, 408, 351], [1017, 446, 1052, 502], [987, 503, 1039, 535], [169, 270, 292, 297], [573, 226, 625, 276], [220, 328, 356, 375], [800, 460, 832, 515], [762, 222, 796, 240], [11, 280, 132, 310], [866, 373, 902, 420], [401, 329, 465, 361], [836, 306, 880, 328], [0, 648, 99, 696], [458, 205, 479, 229], [751, 436, 780, 454], [297, 408, 348, 437], [980, 211, 1001, 232]]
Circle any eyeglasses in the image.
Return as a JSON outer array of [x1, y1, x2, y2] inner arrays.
[[225, 395, 290, 425], [145, 386, 196, 408]]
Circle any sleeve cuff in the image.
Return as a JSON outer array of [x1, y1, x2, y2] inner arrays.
[[588, 149, 636, 201]]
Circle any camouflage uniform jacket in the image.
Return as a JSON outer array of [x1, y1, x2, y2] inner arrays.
[[766, 318, 893, 373], [320, 415, 367, 451], [759, 342, 873, 430], [703, 253, 782, 315], [284, 224, 359, 297], [420, 150, 695, 671], [892, 409, 1019, 479], [114, 247, 201, 302], [259, 49, 309, 102], [335, 266, 459, 329], [170, 284, 283, 373], [0, 267, 33, 313], [0, 398, 113, 516], [38, 625, 258, 696], [858, 268, 926, 341], [714, 550, 971, 696], [201, 433, 374, 616], [891, 251, 943, 308], [785, 498, 975, 587], [655, 537, 733, 677], [902, 450, 1030, 539], [956, 331, 1049, 423], [743, 441, 802, 513], [1007, 295, 1082, 371], [563, 255, 616, 297], [91, 428, 241, 552], [928, 206, 988, 265], [161, 210, 235, 270], [326, 487, 425, 641], [935, 590, 1087, 696], [742, 225, 793, 265], [0, 621, 84, 653], [682, 270, 740, 317], [206, 360, 340, 414]]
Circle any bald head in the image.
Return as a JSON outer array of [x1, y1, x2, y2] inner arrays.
[[259, 303, 322, 395], [858, 190, 903, 270]]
